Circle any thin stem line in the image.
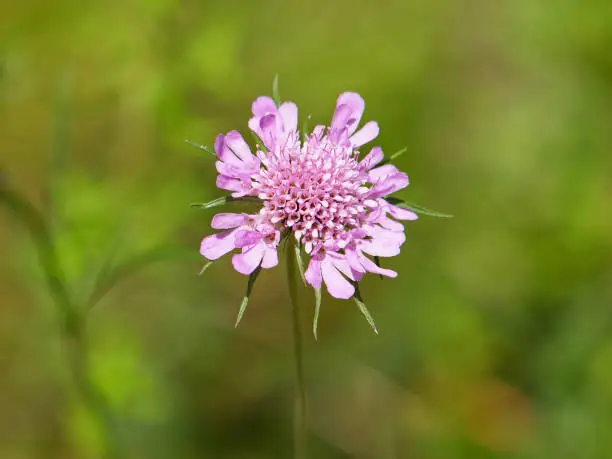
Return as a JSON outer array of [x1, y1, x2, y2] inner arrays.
[[286, 242, 307, 459]]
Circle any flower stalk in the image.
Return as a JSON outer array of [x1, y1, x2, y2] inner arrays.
[[286, 241, 308, 459]]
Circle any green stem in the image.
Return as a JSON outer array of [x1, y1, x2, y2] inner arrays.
[[286, 242, 308, 459], [0, 184, 122, 459], [68, 322, 122, 459]]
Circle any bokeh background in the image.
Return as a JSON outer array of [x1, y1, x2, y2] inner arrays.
[[2, 0, 612, 458]]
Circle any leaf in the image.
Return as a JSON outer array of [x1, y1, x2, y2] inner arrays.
[[313, 288, 322, 340], [235, 266, 262, 328], [190, 195, 261, 210], [385, 197, 453, 218], [353, 283, 378, 334], [294, 241, 307, 286], [272, 74, 281, 107], [185, 139, 216, 157]]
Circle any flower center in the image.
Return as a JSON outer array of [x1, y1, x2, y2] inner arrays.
[[252, 133, 374, 252]]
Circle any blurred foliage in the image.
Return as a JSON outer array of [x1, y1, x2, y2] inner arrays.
[[1, 0, 612, 458]]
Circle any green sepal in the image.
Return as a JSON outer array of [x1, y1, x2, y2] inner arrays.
[[390, 146, 408, 161], [198, 260, 213, 276], [385, 197, 453, 218], [190, 195, 261, 210], [272, 74, 281, 107], [313, 288, 322, 340], [235, 266, 262, 328], [352, 283, 378, 334], [185, 139, 216, 157], [379, 146, 407, 165], [294, 240, 307, 286]]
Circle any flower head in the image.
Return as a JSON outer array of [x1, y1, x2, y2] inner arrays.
[[199, 90, 418, 306]]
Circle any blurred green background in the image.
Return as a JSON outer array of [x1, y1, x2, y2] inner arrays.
[[2, 0, 612, 458]]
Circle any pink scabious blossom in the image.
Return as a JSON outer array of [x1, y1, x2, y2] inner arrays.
[[200, 92, 417, 300]]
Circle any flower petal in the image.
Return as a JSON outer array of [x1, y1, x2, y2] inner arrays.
[[329, 254, 360, 281], [350, 121, 379, 147], [368, 164, 399, 182], [361, 229, 405, 257], [369, 172, 409, 198], [214, 134, 233, 164], [359, 146, 384, 171], [225, 130, 255, 163], [321, 258, 355, 299], [345, 249, 365, 273], [339, 251, 365, 282], [248, 117, 261, 137], [278, 102, 298, 133], [379, 215, 405, 231], [305, 257, 323, 289], [259, 114, 277, 149], [200, 229, 237, 260], [211, 213, 248, 230], [234, 230, 262, 248], [252, 96, 277, 116], [387, 203, 419, 221], [332, 92, 365, 136], [261, 246, 279, 269], [232, 243, 265, 275], [359, 254, 398, 278], [216, 175, 244, 192]]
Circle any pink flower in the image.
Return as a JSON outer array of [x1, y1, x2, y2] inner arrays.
[[200, 91, 418, 300]]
